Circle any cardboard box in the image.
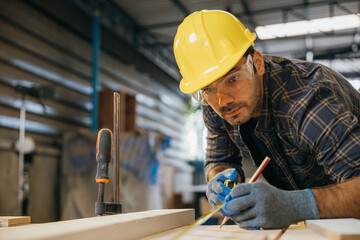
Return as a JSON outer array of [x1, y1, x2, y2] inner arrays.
[[99, 90, 136, 132]]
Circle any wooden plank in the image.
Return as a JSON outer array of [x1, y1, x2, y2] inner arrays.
[[306, 218, 360, 240], [0, 209, 194, 240], [99, 90, 136, 132], [140, 225, 328, 240], [27, 155, 59, 223], [0, 216, 31, 227], [0, 151, 19, 215]]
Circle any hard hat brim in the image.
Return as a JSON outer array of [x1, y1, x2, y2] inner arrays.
[[179, 34, 256, 94]]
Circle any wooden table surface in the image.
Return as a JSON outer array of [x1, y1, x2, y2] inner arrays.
[[0, 209, 359, 240], [140, 224, 328, 240], [141, 218, 360, 240]]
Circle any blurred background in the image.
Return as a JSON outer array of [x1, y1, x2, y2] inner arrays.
[[0, 0, 359, 224]]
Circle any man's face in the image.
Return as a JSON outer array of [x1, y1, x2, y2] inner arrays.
[[201, 54, 263, 125]]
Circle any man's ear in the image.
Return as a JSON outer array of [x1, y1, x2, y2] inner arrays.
[[253, 50, 265, 76]]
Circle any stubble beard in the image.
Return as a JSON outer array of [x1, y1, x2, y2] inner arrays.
[[220, 74, 262, 126]]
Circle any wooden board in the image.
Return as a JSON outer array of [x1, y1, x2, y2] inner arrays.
[[140, 225, 328, 240], [0, 209, 194, 240], [2, 213, 357, 240], [306, 218, 360, 240], [0, 216, 31, 227]]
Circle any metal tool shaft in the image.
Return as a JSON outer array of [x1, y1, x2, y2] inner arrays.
[[113, 92, 121, 203], [98, 183, 105, 203], [18, 100, 26, 215]]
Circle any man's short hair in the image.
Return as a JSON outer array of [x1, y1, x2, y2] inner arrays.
[[244, 45, 254, 58], [243, 46, 256, 73]]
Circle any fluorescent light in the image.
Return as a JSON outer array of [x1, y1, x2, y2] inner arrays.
[[256, 14, 360, 40]]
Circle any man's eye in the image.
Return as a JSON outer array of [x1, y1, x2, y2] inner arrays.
[[201, 88, 211, 94], [202, 88, 212, 94], [228, 74, 239, 83]]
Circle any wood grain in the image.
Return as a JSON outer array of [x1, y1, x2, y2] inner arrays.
[[306, 218, 360, 240], [0, 209, 194, 240], [140, 225, 328, 240], [0, 216, 31, 227]]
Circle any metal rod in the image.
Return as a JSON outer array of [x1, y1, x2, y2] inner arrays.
[[18, 100, 26, 215], [113, 92, 121, 203], [98, 183, 105, 202], [91, 11, 100, 132]]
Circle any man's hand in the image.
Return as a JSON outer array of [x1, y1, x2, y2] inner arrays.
[[222, 182, 320, 229], [206, 168, 238, 208]]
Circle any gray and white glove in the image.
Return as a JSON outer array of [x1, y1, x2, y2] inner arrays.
[[222, 182, 320, 229], [206, 168, 238, 209]]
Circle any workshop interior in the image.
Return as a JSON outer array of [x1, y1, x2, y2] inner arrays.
[[0, 0, 359, 239]]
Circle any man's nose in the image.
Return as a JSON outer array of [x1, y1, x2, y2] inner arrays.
[[217, 89, 234, 106]]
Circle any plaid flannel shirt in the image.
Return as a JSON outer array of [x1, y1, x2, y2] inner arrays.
[[203, 55, 360, 190]]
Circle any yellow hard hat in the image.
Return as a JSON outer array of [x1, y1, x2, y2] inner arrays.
[[173, 10, 256, 94]]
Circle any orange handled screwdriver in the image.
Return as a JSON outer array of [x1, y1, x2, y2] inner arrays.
[[95, 128, 112, 215]]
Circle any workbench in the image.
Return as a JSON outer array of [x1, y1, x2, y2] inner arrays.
[[0, 209, 359, 240]]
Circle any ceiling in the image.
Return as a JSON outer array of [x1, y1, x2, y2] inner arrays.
[[114, 0, 360, 57], [77, 0, 360, 83]]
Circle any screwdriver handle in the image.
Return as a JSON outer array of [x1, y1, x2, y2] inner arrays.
[[95, 128, 113, 183]]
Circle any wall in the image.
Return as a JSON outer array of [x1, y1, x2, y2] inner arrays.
[[0, 0, 190, 222]]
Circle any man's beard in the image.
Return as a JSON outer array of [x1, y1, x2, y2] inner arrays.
[[220, 103, 250, 126], [219, 102, 247, 116], [217, 74, 262, 126]]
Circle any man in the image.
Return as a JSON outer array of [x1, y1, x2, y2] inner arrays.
[[173, 9, 360, 228]]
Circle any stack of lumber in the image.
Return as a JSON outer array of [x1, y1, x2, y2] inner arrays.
[[0, 216, 31, 227]]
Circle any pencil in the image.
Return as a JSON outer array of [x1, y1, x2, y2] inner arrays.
[[219, 156, 271, 228], [273, 227, 288, 240]]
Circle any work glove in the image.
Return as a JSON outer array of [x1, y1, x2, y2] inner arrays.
[[206, 168, 238, 209], [221, 182, 320, 229]]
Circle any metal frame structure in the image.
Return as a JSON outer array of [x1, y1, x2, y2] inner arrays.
[[73, 0, 181, 82]]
